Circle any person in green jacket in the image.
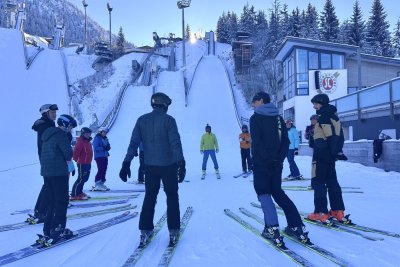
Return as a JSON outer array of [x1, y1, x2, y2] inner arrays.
[[200, 124, 220, 178]]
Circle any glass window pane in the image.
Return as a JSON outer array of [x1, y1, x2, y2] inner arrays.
[[332, 54, 344, 69], [348, 87, 357, 94], [359, 84, 390, 108], [321, 53, 331, 69], [296, 49, 308, 74], [308, 51, 318, 69], [336, 94, 357, 112], [392, 79, 400, 101], [296, 73, 308, 82], [297, 88, 309, 95]]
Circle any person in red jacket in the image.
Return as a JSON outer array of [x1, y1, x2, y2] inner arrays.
[[70, 127, 93, 200]]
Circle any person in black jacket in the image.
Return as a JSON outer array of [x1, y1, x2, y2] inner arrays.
[[307, 94, 348, 224], [250, 92, 310, 247], [119, 92, 186, 247], [30, 104, 58, 223]]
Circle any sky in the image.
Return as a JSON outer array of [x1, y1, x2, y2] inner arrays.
[[66, 0, 400, 47]]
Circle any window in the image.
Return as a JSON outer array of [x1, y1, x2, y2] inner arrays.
[[308, 51, 318, 69], [332, 54, 344, 69], [296, 49, 309, 95], [347, 87, 358, 94], [320, 53, 331, 69]]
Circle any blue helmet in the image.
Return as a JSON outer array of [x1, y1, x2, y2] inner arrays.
[[57, 114, 77, 128]]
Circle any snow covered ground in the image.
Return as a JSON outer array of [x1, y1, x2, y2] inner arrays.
[[1, 30, 400, 266]]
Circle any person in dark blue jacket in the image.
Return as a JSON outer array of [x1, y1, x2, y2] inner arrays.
[[92, 127, 111, 191]]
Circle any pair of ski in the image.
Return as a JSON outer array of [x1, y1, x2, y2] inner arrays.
[[251, 202, 391, 241], [0, 211, 137, 266], [233, 171, 252, 178], [225, 208, 349, 266], [10, 197, 136, 215], [122, 206, 193, 266], [1, 204, 136, 233]]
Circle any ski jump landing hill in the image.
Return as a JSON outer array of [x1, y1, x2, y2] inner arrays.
[[0, 28, 69, 170]]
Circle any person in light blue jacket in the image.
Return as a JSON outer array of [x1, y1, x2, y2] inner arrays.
[[285, 119, 302, 180], [92, 127, 111, 191]]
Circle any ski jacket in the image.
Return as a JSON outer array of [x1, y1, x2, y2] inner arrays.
[[32, 115, 55, 159], [287, 126, 299, 150], [200, 133, 219, 151], [124, 107, 184, 166], [313, 104, 343, 162], [40, 127, 72, 177], [92, 134, 110, 159], [73, 136, 93, 164], [239, 132, 251, 149]]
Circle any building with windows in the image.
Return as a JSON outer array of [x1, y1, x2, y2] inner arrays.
[[274, 37, 400, 140]]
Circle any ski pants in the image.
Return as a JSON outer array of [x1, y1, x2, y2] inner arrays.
[[43, 175, 69, 236], [311, 160, 345, 213], [253, 160, 303, 228], [202, 149, 219, 170], [95, 157, 108, 184], [139, 164, 180, 231], [286, 149, 300, 177], [71, 164, 91, 197], [138, 151, 145, 182], [240, 148, 252, 172], [34, 179, 48, 218]]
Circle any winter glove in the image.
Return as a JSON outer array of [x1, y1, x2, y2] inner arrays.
[[104, 145, 111, 151], [67, 161, 75, 176], [216, 149, 219, 153], [177, 160, 186, 183], [294, 148, 299, 156], [336, 153, 348, 161], [119, 161, 131, 182]]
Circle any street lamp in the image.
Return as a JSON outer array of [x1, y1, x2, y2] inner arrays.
[[177, 0, 191, 68], [82, 0, 88, 49], [107, 3, 113, 49]]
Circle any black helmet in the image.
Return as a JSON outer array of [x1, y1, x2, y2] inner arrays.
[[57, 114, 77, 128], [310, 114, 318, 120], [311, 94, 329, 105], [205, 124, 211, 132], [242, 124, 248, 130], [151, 92, 172, 108], [80, 127, 92, 135]]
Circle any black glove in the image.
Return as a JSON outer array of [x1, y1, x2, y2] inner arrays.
[[72, 170, 75, 176], [119, 161, 131, 182], [177, 160, 186, 183], [294, 148, 299, 156], [336, 153, 348, 161]]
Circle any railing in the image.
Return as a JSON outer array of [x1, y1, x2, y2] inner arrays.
[[21, 32, 44, 69], [168, 45, 176, 71], [98, 81, 128, 130], [218, 56, 242, 128], [332, 77, 400, 120], [185, 55, 204, 106], [60, 49, 74, 116]]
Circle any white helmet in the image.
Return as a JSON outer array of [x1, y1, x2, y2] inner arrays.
[[98, 127, 109, 133]]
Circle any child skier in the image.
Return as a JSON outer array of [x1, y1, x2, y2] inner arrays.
[[92, 127, 111, 191], [239, 124, 252, 174]]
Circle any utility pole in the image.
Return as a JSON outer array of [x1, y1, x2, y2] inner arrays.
[[177, 0, 191, 68], [82, 0, 88, 48], [107, 3, 113, 49]]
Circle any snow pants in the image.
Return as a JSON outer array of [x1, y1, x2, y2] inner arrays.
[[43, 175, 69, 236], [311, 160, 345, 213], [287, 149, 300, 177], [139, 164, 180, 231], [253, 160, 303, 228], [95, 157, 108, 183], [240, 148, 252, 172], [202, 149, 219, 170], [34, 180, 48, 219], [71, 164, 91, 197]]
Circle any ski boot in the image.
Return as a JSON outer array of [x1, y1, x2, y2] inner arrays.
[[34, 234, 50, 246], [215, 169, 221, 179], [261, 225, 286, 249], [44, 225, 74, 247], [329, 210, 351, 224], [201, 170, 206, 180], [138, 230, 154, 248], [26, 214, 44, 225], [168, 229, 180, 247], [307, 212, 334, 225], [284, 226, 312, 245]]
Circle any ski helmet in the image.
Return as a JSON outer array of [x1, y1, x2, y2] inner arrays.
[[252, 92, 271, 104], [151, 92, 172, 108], [311, 94, 329, 105], [205, 124, 211, 132], [80, 127, 92, 135], [39, 104, 58, 114], [242, 124, 248, 130], [57, 114, 77, 128], [98, 127, 109, 133]]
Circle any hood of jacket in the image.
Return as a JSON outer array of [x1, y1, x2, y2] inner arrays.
[[254, 103, 279, 117]]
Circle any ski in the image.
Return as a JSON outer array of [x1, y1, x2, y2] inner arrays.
[[239, 207, 350, 266], [0, 211, 137, 266], [87, 189, 145, 193], [282, 177, 311, 182], [224, 209, 314, 267], [1, 204, 135, 232], [282, 185, 361, 190], [281, 187, 363, 194], [233, 172, 246, 178], [158, 206, 194, 267], [11, 198, 132, 215], [122, 212, 168, 266], [242, 171, 252, 178], [250, 202, 383, 241]]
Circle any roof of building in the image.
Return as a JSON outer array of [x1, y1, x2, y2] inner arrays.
[[275, 36, 400, 66]]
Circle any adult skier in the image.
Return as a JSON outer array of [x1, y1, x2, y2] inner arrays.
[[200, 124, 220, 179], [250, 92, 310, 247], [307, 93, 348, 223], [31, 104, 59, 223], [119, 92, 186, 247], [284, 119, 303, 180], [38, 114, 76, 245], [92, 127, 111, 191], [239, 124, 252, 173]]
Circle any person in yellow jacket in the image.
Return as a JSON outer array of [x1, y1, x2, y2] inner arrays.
[[200, 124, 219, 178], [239, 125, 252, 173]]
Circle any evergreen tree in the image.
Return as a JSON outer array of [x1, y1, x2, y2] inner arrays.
[[279, 4, 290, 39], [185, 24, 191, 40], [216, 12, 229, 43], [289, 7, 301, 37], [320, 0, 339, 42], [116, 26, 125, 56], [252, 10, 269, 63], [239, 4, 257, 35], [227, 11, 238, 43], [301, 3, 319, 39], [393, 19, 400, 57], [348, 0, 366, 47], [338, 19, 352, 44], [365, 0, 393, 56]]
